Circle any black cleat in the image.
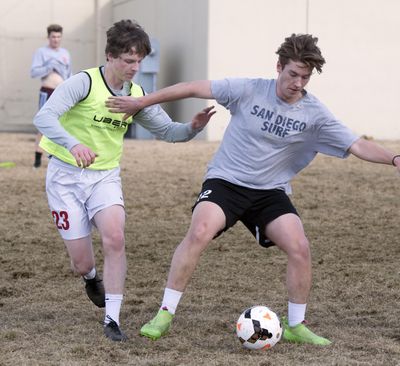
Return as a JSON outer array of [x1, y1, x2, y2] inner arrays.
[[104, 316, 128, 342], [84, 274, 105, 308]]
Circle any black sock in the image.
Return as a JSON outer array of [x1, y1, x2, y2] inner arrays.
[[34, 152, 42, 167]]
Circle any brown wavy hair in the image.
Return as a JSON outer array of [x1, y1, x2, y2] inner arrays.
[[276, 34, 326, 73], [105, 19, 151, 58]]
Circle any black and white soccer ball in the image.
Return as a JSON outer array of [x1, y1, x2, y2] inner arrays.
[[236, 305, 282, 350]]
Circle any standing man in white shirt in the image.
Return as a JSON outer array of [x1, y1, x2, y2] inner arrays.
[[31, 24, 72, 168]]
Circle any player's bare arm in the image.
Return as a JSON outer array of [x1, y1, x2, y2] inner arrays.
[[349, 137, 400, 170], [106, 80, 213, 120]]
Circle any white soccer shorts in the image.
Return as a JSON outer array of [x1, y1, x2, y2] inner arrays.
[[46, 157, 125, 240]]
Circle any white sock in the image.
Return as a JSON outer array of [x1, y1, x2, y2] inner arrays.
[[83, 267, 96, 280], [104, 293, 123, 325], [288, 301, 307, 327], [161, 288, 183, 315]]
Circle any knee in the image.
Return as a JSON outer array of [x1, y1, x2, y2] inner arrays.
[[288, 236, 311, 262], [102, 229, 125, 253], [71, 259, 93, 276], [187, 221, 215, 248]]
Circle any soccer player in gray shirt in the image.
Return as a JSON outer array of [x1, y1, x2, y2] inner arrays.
[[106, 33, 400, 345]]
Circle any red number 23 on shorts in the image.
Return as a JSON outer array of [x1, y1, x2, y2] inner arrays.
[[52, 210, 70, 230]]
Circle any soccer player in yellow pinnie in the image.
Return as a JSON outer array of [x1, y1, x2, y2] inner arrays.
[[34, 19, 215, 342]]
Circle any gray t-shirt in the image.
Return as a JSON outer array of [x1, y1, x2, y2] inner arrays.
[[208, 78, 359, 193], [34, 67, 201, 151]]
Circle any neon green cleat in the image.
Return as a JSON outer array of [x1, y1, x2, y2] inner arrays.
[[140, 309, 174, 340], [282, 317, 332, 345]]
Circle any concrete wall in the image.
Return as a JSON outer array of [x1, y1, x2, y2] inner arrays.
[[0, 0, 113, 133], [112, 0, 209, 138], [1, 0, 400, 140], [308, 0, 400, 139]]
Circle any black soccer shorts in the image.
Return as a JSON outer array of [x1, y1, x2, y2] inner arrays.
[[192, 178, 299, 248]]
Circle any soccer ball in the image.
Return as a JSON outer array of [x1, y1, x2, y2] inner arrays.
[[236, 305, 282, 350]]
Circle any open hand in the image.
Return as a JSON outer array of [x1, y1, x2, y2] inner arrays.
[[106, 96, 142, 121], [191, 106, 216, 130]]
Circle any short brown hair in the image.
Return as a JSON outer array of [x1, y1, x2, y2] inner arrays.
[[47, 24, 63, 36], [276, 34, 326, 73], [105, 19, 151, 58]]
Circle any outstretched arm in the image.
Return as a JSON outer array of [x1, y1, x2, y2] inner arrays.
[[106, 80, 213, 120], [349, 137, 400, 170]]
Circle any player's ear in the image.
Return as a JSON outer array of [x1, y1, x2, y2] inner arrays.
[[277, 61, 283, 73], [106, 52, 114, 62]]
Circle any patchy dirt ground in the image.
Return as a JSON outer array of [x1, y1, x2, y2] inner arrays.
[[1, 133, 399, 365]]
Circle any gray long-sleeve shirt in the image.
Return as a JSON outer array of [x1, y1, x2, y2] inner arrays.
[[34, 67, 201, 151], [30, 46, 72, 80]]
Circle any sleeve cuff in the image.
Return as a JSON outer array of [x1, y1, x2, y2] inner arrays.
[[66, 138, 81, 152]]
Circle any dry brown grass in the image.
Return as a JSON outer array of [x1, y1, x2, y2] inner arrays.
[[1, 133, 399, 366]]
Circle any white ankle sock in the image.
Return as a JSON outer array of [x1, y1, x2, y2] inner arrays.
[[161, 288, 183, 315], [288, 301, 307, 327], [105, 294, 123, 325], [83, 267, 96, 280]]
